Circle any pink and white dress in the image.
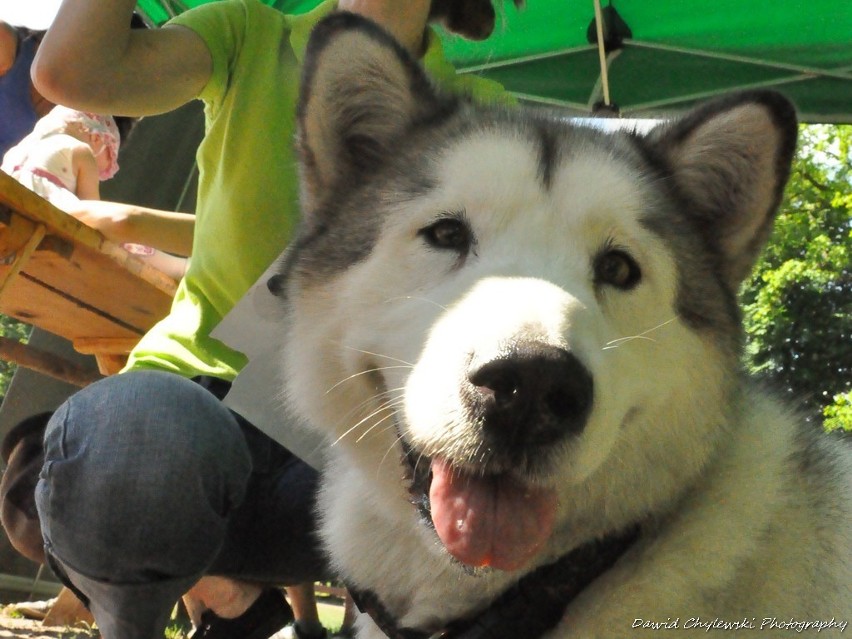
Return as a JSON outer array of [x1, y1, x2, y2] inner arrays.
[[2, 132, 88, 210], [1, 106, 121, 209]]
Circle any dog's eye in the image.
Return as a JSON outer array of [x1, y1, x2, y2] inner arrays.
[[594, 249, 641, 289], [419, 217, 472, 254]]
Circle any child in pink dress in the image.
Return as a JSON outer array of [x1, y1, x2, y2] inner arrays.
[[2, 106, 187, 280]]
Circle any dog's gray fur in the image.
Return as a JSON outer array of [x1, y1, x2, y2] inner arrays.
[[275, 13, 852, 638]]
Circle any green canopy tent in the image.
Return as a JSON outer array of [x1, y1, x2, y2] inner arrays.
[[136, 0, 852, 123]]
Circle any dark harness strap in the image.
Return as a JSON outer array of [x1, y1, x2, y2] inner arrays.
[[349, 525, 640, 639]]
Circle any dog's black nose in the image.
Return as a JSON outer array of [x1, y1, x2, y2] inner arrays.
[[467, 342, 593, 447]]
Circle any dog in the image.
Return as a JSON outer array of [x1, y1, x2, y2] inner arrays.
[[273, 13, 852, 638]]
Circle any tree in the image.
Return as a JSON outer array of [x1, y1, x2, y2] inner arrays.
[[741, 124, 851, 431], [0, 314, 31, 404]]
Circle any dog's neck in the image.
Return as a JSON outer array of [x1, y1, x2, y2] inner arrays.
[[349, 525, 641, 639]]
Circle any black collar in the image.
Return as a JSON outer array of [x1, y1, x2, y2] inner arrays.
[[349, 525, 640, 639]]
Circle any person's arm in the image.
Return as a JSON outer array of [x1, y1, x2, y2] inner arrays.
[[32, 0, 212, 116], [0, 21, 17, 76], [63, 200, 195, 257], [71, 144, 101, 201]]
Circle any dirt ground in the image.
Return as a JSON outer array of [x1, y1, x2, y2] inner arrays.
[[0, 610, 96, 639], [1, 598, 345, 639], [0, 600, 97, 639]]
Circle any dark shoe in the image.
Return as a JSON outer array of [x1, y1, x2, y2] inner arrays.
[[192, 588, 294, 639]]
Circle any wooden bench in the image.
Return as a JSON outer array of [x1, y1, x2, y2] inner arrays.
[[0, 171, 177, 378]]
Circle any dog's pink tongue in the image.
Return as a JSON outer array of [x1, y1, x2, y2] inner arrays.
[[429, 458, 557, 571]]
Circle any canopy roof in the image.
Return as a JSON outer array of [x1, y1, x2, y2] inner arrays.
[[136, 0, 852, 123]]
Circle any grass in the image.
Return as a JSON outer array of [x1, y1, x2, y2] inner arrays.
[[317, 598, 345, 632], [164, 622, 191, 639], [1, 592, 347, 639], [61, 621, 99, 638]]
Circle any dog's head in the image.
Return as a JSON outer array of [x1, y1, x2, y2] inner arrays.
[[279, 14, 797, 573]]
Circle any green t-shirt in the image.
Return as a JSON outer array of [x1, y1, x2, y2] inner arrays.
[[125, 0, 509, 380]]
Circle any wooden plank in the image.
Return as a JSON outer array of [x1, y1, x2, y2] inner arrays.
[[0, 175, 177, 348], [0, 205, 43, 263], [94, 353, 129, 376], [0, 268, 145, 341], [73, 337, 142, 355], [0, 171, 104, 248], [0, 171, 177, 298], [0, 336, 103, 387], [7, 238, 174, 333], [0, 223, 45, 296]]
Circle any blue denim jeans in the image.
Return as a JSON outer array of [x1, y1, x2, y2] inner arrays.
[[35, 370, 329, 639]]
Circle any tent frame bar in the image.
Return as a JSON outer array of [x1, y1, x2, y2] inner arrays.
[[628, 40, 852, 82], [630, 64, 852, 112], [458, 40, 852, 85], [591, 0, 612, 107], [456, 45, 598, 74]]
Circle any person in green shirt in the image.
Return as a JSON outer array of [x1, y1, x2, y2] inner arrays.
[[31, 1, 512, 638]]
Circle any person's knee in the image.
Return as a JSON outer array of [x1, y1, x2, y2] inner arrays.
[[43, 371, 251, 496], [37, 371, 252, 580]]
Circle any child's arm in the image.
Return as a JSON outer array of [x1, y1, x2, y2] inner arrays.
[[65, 199, 193, 281], [71, 143, 101, 201], [120, 242, 189, 281], [64, 200, 194, 257]]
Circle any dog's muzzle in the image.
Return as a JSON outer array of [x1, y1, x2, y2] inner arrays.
[[400, 341, 593, 572]]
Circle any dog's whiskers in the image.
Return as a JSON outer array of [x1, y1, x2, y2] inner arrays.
[[326, 365, 412, 394], [353, 394, 405, 443], [334, 388, 397, 434], [333, 389, 405, 446], [378, 430, 407, 477], [602, 317, 676, 350], [333, 398, 395, 446], [356, 409, 400, 444], [340, 345, 414, 367], [383, 295, 448, 311], [343, 382, 401, 414]]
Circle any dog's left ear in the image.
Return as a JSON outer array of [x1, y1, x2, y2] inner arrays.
[[297, 13, 448, 216], [649, 91, 798, 288]]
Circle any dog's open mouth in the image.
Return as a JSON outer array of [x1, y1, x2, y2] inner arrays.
[[401, 436, 558, 572]]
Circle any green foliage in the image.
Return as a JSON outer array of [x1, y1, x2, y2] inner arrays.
[[0, 314, 31, 404], [164, 622, 190, 639], [741, 124, 851, 430], [824, 391, 852, 432]]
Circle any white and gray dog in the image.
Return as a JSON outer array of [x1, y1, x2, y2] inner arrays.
[[272, 13, 852, 638]]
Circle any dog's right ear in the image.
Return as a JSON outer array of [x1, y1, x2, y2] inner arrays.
[[297, 13, 446, 215]]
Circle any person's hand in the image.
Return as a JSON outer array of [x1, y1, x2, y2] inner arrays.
[[429, 0, 520, 41], [338, 0, 431, 55]]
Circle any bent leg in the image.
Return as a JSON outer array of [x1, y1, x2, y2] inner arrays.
[[36, 370, 253, 639], [209, 441, 329, 584]]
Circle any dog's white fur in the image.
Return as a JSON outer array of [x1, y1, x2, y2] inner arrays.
[[277, 14, 852, 638]]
